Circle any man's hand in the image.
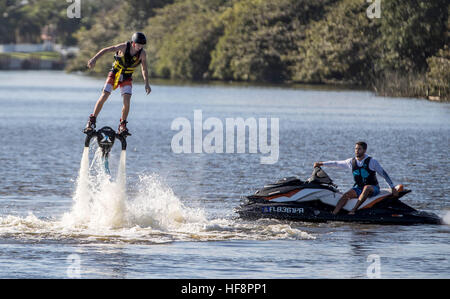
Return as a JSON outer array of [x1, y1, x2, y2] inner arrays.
[[313, 162, 322, 168], [391, 187, 399, 197], [87, 58, 96, 69], [145, 84, 151, 95]]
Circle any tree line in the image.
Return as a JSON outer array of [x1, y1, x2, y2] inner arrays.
[[1, 0, 448, 100]]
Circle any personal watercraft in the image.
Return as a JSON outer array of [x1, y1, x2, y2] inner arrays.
[[236, 167, 442, 225]]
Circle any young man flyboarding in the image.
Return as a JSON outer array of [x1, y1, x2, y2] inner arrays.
[[314, 141, 398, 215], [84, 32, 151, 136]]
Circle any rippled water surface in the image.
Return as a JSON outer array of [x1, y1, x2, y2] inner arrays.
[[0, 71, 449, 278]]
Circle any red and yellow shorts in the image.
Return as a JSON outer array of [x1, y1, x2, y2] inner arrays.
[[103, 71, 133, 95]]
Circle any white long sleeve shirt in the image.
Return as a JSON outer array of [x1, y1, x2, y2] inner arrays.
[[322, 154, 395, 188]]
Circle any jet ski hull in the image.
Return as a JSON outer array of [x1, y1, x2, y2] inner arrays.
[[236, 199, 442, 225]]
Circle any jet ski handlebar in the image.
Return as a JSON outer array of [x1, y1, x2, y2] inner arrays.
[[307, 166, 337, 188]]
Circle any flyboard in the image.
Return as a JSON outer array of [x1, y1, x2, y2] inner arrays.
[[84, 127, 129, 174]]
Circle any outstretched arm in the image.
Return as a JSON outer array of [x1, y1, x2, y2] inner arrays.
[[314, 159, 352, 170], [87, 43, 126, 69], [140, 50, 151, 95]]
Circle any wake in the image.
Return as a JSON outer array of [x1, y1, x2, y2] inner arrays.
[[0, 146, 315, 243]]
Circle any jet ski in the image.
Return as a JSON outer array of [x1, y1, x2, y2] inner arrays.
[[236, 167, 442, 225]]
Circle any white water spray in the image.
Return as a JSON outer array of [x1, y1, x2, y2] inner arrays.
[[1, 145, 315, 243], [63, 147, 93, 226], [443, 211, 450, 225], [117, 150, 126, 189], [62, 145, 206, 232], [59, 145, 315, 240], [61, 146, 127, 229]]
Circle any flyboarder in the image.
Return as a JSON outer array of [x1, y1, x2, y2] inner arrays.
[[83, 32, 151, 136]]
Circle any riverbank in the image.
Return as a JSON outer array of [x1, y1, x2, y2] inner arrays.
[[83, 70, 450, 103], [2, 68, 446, 103], [372, 71, 449, 102], [0, 52, 65, 70]]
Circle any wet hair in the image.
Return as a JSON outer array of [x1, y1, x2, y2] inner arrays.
[[355, 141, 367, 150]]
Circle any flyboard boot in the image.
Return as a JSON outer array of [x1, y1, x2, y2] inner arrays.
[[83, 114, 96, 135], [117, 119, 131, 137]]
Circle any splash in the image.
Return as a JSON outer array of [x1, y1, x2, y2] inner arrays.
[[443, 211, 450, 225], [0, 147, 315, 243], [60, 146, 206, 232], [126, 174, 207, 231], [61, 147, 128, 229]]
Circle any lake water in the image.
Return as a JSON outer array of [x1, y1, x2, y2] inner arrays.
[[0, 71, 448, 278]]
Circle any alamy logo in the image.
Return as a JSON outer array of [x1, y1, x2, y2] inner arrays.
[[366, 0, 381, 19], [366, 254, 381, 278], [67, 0, 81, 19], [66, 254, 81, 278], [171, 110, 279, 164]]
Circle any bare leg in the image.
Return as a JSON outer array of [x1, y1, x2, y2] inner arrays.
[[348, 185, 374, 215], [121, 93, 131, 121], [92, 91, 111, 117], [333, 189, 358, 215]]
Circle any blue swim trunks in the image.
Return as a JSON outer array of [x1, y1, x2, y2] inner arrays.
[[352, 185, 380, 197]]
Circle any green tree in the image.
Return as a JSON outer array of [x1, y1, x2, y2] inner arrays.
[[210, 0, 335, 82], [291, 0, 380, 84], [145, 0, 229, 79], [0, 0, 110, 45], [379, 0, 448, 73], [426, 46, 450, 100], [66, 7, 125, 73], [121, 0, 174, 31], [0, 0, 22, 43]]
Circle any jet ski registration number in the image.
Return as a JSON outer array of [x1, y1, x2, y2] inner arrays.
[[262, 206, 304, 214]]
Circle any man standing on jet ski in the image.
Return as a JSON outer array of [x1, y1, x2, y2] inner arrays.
[[314, 141, 398, 215]]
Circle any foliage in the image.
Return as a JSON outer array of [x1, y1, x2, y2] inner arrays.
[[291, 0, 380, 84], [426, 46, 450, 100], [144, 0, 229, 80], [209, 0, 335, 82], [378, 0, 449, 73], [3, 0, 449, 100], [0, 0, 96, 45]]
